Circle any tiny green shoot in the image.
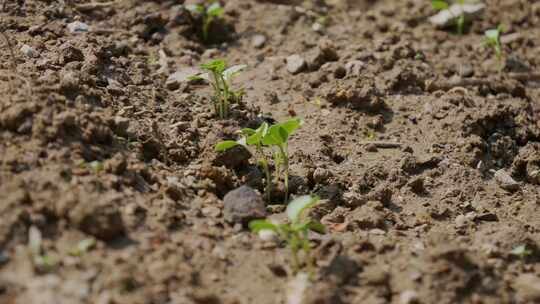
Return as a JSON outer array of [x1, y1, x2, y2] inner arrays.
[[69, 238, 96, 257], [262, 118, 303, 203], [216, 118, 303, 203], [186, 2, 224, 42], [28, 226, 57, 272], [510, 244, 533, 258], [484, 24, 505, 69], [249, 195, 326, 273], [217, 122, 273, 201], [190, 59, 246, 119], [431, 0, 466, 35]]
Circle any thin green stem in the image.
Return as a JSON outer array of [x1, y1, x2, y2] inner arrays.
[[257, 145, 272, 202], [457, 14, 465, 35], [278, 144, 289, 204], [302, 231, 315, 277], [290, 233, 300, 274], [219, 74, 230, 118]]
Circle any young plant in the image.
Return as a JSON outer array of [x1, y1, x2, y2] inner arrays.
[[249, 195, 326, 273], [186, 1, 224, 42], [484, 24, 505, 69], [216, 118, 303, 203], [431, 0, 466, 35], [190, 59, 246, 119], [262, 118, 303, 203], [216, 122, 273, 202]]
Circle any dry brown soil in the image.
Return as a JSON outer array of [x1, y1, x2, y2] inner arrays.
[[1, 0, 540, 303]]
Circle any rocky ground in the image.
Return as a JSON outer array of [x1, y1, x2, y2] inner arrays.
[[0, 0, 539, 303]]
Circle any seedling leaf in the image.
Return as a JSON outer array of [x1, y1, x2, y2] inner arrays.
[[307, 221, 326, 234], [240, 128, 257, 137], [201, 59, 226, 73], [188, 73, 210, 82], [224, 64, 247, 82], [186, 4, 204, 14], [215, 140, 239, 151], [207, 2, 223, 17], [262, 125, 287, 145], [431, 0, 449, 10], [249, 220, 278, 233], [286, 195, 320, 223], [511, 244, 532, 257], [280, 118, 303, 137], [485, 29, 499, 41]]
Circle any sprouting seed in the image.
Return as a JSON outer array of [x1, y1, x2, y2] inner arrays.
[[186, 2, 224, 42], [484, 24, 505, 70], [249, 195, 326, 274], [431, 0, 467, 35], [510, 244, 533, 258], [216, 118, 303, 203], [190, 59, 246, 119]]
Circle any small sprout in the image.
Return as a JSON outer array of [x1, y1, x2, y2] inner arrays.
[[249, 195, 325, 273], [217, 121, 273, 201], [484, 24, 505, 69], [431, 0, 466, 35], [190, 59, 246, 119], [262, 118, 303, 203], [186, 2, 224, 42], [431, 0, 449, 10], [69, 238, 96, 257], [511, 244, 533, 258], [89, 160, 104, 173], [414, 52, 425, 61], [216, 118, 303, 203], [28, 226, 57, 272]]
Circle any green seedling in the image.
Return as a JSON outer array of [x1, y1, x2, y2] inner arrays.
[[510, 244, 533, 258], [249, 195, 326, 273], [190, 59, 246, 119], [69, 238, 96, 257], [186, 1, 224, 42], [216, 118, 303, 203], [28, 226, 57, 272], [217, 122, 273, 201], [262, 118, 303, 203], [484, 24, 505, 69], [431, 0, 466, 35]]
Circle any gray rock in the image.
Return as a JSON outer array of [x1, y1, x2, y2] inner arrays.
[[252, 34, 267, 49], [458, 63, 474, 77], [494, 169, 520, 191], [166, 67, 201, 90], [286, 54, 306, 74], [20, 44, 38, 58], [223, 186, 266, 224], [67, 21, 90, 33], [514, 274, 540, 302], [429, 3, 485, 28]]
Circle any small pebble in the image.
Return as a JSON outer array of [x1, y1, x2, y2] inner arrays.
[[202, 206, 221, 218], [252, 34, 267, 49], [67, 21, 90, 33], [286, 54, 306, 75], [20, 44, 38, 58], [494, 169, 520, 192]]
